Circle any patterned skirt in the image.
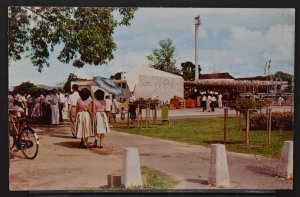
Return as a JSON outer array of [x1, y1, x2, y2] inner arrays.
[[93, 111, 110, 134], [75, 111, 93, 138]]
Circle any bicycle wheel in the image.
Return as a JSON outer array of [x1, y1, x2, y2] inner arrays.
[[19, 127, 39, 159]]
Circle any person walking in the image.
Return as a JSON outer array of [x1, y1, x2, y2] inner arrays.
[[128, 92, 137, 122], [92, 89, 110, 149], [44, 91, 52, 124], [58, 89, 65, 122], [218, 94, 223, 108], [207, 94, 212, 112], [104, 95, 113, 124], [202, 94, 207, 112], [111, 95, 119, 124], [68, 84, 81, 138], [75, 88, 94, 148], [211, 95, 216, 112], [49, 89, 60, 125]]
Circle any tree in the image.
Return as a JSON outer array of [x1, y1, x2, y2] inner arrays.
[[181, 61, 201, 81], [147, 38, 180, 74], [274, 71, 294, 92], [8, 7, 137, 72], [63, 73, 79, 93], [13, 81, 46, 96]]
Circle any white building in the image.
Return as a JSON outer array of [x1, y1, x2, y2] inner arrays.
[[124, 65, 184, 102]]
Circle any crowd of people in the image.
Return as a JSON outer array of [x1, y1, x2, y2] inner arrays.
[[8, 84, 130, 149], [195, 93, 223, 112], [8, 89, 68, 124]]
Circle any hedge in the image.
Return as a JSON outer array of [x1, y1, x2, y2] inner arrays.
[[250, 112, 293, 131]]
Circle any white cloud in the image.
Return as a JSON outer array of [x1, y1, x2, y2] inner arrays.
[[9, 8, 295, 87], [265, 24, 295, 59]]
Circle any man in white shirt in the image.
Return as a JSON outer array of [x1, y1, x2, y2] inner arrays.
[[68, 84, 80, 137], [58, 89, 66, 122], [105, 95, 113, 123], [211, 95, 216, 112], [207, 94, 212, 112], [218, 94, 223, 108], [202, 94, 207, 112], [49, 89, 60, 125]]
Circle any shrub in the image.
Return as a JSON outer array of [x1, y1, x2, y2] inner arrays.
[[250, 112, 293, 131], [229, 98, 264, 113]]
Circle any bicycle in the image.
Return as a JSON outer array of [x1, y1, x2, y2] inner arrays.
[[9, 109, 39, 160]]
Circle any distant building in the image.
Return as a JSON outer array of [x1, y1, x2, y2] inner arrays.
[[185, 72, 287, 95], [70, 66, 184, 103], [124, 65, 184, 102]]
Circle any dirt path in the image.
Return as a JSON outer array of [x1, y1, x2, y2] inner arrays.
[[9, 118, 292, 190]]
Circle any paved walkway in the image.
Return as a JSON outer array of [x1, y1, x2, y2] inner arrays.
[[9, 106, 293, 190]]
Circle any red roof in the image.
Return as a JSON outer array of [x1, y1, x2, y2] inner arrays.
[[200, 72, 235, 80]]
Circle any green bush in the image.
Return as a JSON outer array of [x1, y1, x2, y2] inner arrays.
[[229, 98, 264, 113], [250, 112, 293, 131]]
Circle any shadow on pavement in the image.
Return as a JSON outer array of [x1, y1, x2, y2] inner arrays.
[[184, 178, 209, 185], [53, 141, 117, 156], [203, 140, 244, 145], [247, 165, 276, 177], [54, 141, 81, 149]]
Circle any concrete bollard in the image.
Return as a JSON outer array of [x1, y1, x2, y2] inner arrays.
[[121, 147, 143, 188], [277, 141, 293, 179], [208, 144, 231, 188]]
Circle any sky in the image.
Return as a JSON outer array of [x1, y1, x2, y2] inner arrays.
[[8, 8, 295, 87]]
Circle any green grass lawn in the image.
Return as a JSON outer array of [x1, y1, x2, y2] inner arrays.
[[141, 166, 177, 189], [71, 165, 177, 190], [114, 117, 293, 158]]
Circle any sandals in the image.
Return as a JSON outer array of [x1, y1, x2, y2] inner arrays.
[[93, 139, 98, 148], [78, 140, 84, 147], [83, 144, 88, 149]]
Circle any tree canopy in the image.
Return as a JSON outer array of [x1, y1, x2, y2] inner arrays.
[[274, 71, 294, 92], [12, 81, 47, 97], [8, 7, 137, 72], [147, 38, 180, 75], [181, 61, 201, 81], [63, 73, 80, 93]]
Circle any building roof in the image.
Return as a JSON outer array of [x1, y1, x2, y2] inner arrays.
[[237, 75, 272, 81], [185, 79, 282, 87], [199, 72, 235, 80]]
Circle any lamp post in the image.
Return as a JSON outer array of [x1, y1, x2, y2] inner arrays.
[[195, 15, 201, 81]]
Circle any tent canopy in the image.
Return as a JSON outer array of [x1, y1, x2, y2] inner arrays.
[[125, 65, 183, 92], [93, 76, 123, 96]]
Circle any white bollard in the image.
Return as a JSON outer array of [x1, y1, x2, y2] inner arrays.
[[277, 141, 293, 179], [208, 144, 231, 188], [121, 147, 143, 188]]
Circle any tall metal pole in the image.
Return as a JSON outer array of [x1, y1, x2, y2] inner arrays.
[[195, 15, 201, 81]]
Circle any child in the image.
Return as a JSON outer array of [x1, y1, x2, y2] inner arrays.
[[93, 89, 110, 149], [120, 107, 125, 122], [75, 88, 93, 148]]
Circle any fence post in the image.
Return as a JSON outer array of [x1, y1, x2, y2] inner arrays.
[[268, 109, 272, 145], [224, 108, 228, 144], [245, 110, 250, 145], [239, 111, 242, 132]]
